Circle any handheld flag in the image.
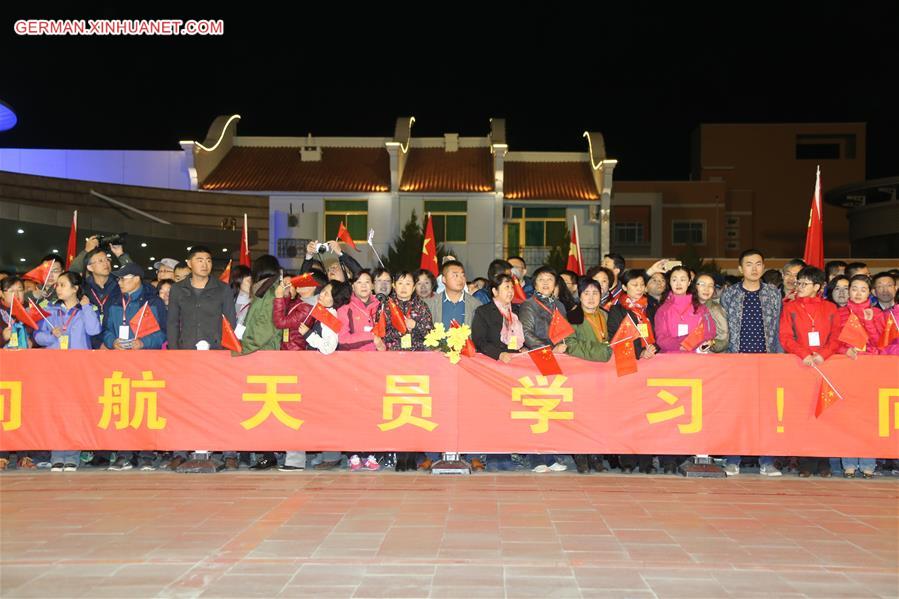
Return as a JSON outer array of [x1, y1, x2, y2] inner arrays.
[[372, 307, 387, 338], [420, 213, 438, 276], [22, 261, 52, 286], [838, 313, 869, 349], [527, 346, 562, 376], [26, 299, 50, 323], [290, 273, 318, 289], [129, 302, 161, 339], [221, 315, 242, 353], [219, 259, 232, 284], [65, 211, 78, 270], [239, 213, 251, 268], [450, 319, 476, 357], [11, 296, 40, 330], [610, 315, 641, 377], [812, 364, 844, 418], [511, 276, 528, 304], [802, 166, 824, 269], [680, 320, 706, 352], [337, 222, 358, 251], [548, 309, 575, 345], [878, 312, 898, 349], [310, 302, 343, 333], [387, 299, 408, 335]]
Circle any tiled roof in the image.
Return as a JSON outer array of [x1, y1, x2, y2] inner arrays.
[[201, 147, 390, 192], [503, 161, 599, 201], [399, 148, 494, 193]]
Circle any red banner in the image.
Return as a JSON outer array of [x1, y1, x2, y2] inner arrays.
[[1, 352, 897, 457]]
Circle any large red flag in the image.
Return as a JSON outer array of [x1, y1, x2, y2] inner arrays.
[[610, 315, 641, 377], [218, 259, 232, 284], [221, 315, 242, 353], [680, 320, 706, 352], [450, 319, 476, 357], [420, 213, 438, 277], [802, 166, 824, 269], [239, 213, 251, 268], [337, 222, 358, 251], [310, 303, 343, 333], [565, 216, 584, 276], [527, 346, 562, 376], [22, 261, 52, 285], [511, 276, 528, 304], [838, 313, 869, 349], [879, 312, 899, 349], [10, 296, 40, 330], [129, 302, 161, 339], [65, 211, 78, 270], [548, 309, 575, 345], [387, 299, 408, 335]]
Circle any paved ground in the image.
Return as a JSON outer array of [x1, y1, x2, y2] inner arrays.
[[1, 471, 897, 598]]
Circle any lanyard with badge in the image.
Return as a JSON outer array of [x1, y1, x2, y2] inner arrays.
[[57, 306, 79, 350], [497, 303, 519, 350], [118, 297, 133, 342], [798, 304, 821, 348], [3, 310, 20, 348], [400, 302, 413, 349]]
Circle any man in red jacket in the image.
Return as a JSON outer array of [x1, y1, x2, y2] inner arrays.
[[778, 265, 841, 478]]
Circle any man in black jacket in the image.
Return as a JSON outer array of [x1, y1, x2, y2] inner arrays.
[[166, 246, 237, 350]]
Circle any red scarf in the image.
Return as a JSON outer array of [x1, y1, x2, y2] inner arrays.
[[617, 294, 655, 344]]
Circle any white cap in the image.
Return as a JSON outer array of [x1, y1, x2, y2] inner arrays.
[[154, 258, 178, 270]]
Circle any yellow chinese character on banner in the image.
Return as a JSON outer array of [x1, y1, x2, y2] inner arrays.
[[646, 378, 702, 434], [378, 375, 437, 432], [97, 371, 166, 430], [0, 381, 22, 432], [511, 375, 573, 434], [878, 388, 899, 438], [241, 375, 303, 430]]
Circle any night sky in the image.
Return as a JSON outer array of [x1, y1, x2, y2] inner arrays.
[[3, 4, 898, 181]]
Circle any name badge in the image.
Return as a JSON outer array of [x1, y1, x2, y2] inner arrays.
[[364, 325, 373, 332], [677, 323, 689, 337], [807, 331, 821, 347], [119, 325, 131, 340], [637, 323, 649, 338], [401, 334, 412, 349], [9, 332, 18, 347], [507, 336, 519, 351], [59, 334, 69, 350], [235, 323, 246, 340], [281, 328, 289, 343]]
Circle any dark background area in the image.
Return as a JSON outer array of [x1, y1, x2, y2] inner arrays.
[[3, 3, 897, 181]]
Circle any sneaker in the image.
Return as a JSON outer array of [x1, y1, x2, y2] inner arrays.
[[364, 455, 380, 471], [349, 455, 362, 471], [63, 463, 78, 472], [532, 464, 550, 473], [548, 462, 568, 472], [222, 457, 239, 471], [51, 463, 64, 472], [108, 457, 133, 471], [163, 456, 185, 471], [139, 458, 156, 471], [278, 465, 304, 472], [760, 464, 783, 477], [723, 464, 740, 476], [36, 461, 53, 470]]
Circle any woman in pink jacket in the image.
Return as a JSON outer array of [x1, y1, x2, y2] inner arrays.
[[337, 271, 385, 351], [836, 275, 882, 358], [653, 266, 717, 354]]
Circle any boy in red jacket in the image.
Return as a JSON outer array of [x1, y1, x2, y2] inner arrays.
[[778, 266, 841, 478]]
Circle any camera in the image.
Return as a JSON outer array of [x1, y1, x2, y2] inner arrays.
[[314, 243, 330, 254], [95, 232, 128, 247]]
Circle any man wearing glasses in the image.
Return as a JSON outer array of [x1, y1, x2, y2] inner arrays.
[[780, 258, 806, 302]]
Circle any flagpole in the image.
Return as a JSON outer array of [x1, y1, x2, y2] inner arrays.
[[811, 363, 846, 402], [134, 302, 147, 338], [243, 213, 249, 259], [28, 299, 53, 326], [573, 214, 583, 275]]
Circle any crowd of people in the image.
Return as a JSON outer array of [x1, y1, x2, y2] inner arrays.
[[2, 235, 897, 478]]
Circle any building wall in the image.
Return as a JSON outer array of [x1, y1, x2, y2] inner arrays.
[[694, 123, 866, 258], [0, 149, 190, 190]]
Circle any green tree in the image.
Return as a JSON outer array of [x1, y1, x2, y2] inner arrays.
[[676, 242, 722, 276], [384, 210, 448, 273]]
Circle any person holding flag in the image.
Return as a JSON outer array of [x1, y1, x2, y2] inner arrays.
[[519, 266, 571, 353], [23, 254, 64, 307], [1, 277, 33, 350], [836, 275, 883, 359], [653, 266, 717, 354], [383, 271, 433, 352]]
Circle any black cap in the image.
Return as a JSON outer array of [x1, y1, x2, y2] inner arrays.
[[111, 263, 145, 279]]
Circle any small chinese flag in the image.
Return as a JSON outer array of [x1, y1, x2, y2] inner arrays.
[[22, 260, 52, 285], [610, 315, 641, 377], [420, 213, 438, 277], [528, 346, 562, 376], [814, 377, 843, 418], [337, 222, 358, 251], [27, 298, 50, 323], [511, 276, 528, 304], [219, 259, 232, 284], [129, 302, 161, 339], [680, 320, 706, 352], [838, 313, 869, 349], [11, 296, 40, 330], [290, 273, 318, 288], [65, 210, 78, 270], [548, 309, 575, 345], [221, 315, 242, 353], [310, 302, 343, 333], [372, 307, 387, 338], [387, 299, 408, 335], [239, 213, 251, 268], [878, 313, 898, 349], [450, 319, 476, 357]]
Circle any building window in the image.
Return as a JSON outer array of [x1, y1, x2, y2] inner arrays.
[[795, 133, 857, 160], [613, 223, 645, 246], [672, 220, 706, 245], [424, 200, 467, 243], [324, 200, 368, 241]]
